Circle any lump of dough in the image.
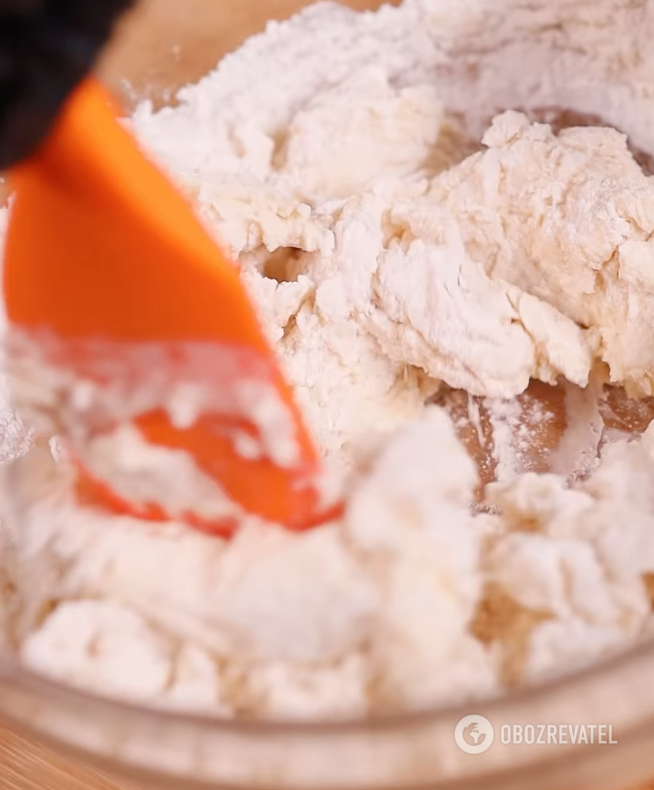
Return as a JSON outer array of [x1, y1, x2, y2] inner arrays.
[[429, 110, 654, 396], [483, 420, 654, 684], [346, 408, 497, 707], [278, 66, 444, 198], [242, 654, 370, 719], [21, 601, 173, 701]]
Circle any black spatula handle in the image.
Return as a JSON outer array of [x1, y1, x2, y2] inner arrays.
[[0, 0, 135, 170]]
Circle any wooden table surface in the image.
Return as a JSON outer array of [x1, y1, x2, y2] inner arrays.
[[0, 727, 143, 790]]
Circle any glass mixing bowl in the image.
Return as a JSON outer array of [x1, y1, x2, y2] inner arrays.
[[2, 1, 654, 788]]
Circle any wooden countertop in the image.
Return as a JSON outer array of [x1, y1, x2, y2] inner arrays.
[[1, 727, 140, 790]]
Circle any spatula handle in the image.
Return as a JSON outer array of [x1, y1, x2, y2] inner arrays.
[[0, 0, 135, 170]]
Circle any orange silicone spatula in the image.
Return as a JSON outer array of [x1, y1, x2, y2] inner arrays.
[[2, 77, 339, 535]]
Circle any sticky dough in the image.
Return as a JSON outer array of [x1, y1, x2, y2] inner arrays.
[[4, 0, 654, 719]]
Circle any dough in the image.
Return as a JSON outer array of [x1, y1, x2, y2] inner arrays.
[[3, 0, 654, 719]]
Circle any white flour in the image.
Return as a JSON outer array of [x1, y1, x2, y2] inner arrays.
[[3, 0, 654, 719]]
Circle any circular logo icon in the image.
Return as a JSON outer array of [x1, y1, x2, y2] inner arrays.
[[454, 715, 494, 754]]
